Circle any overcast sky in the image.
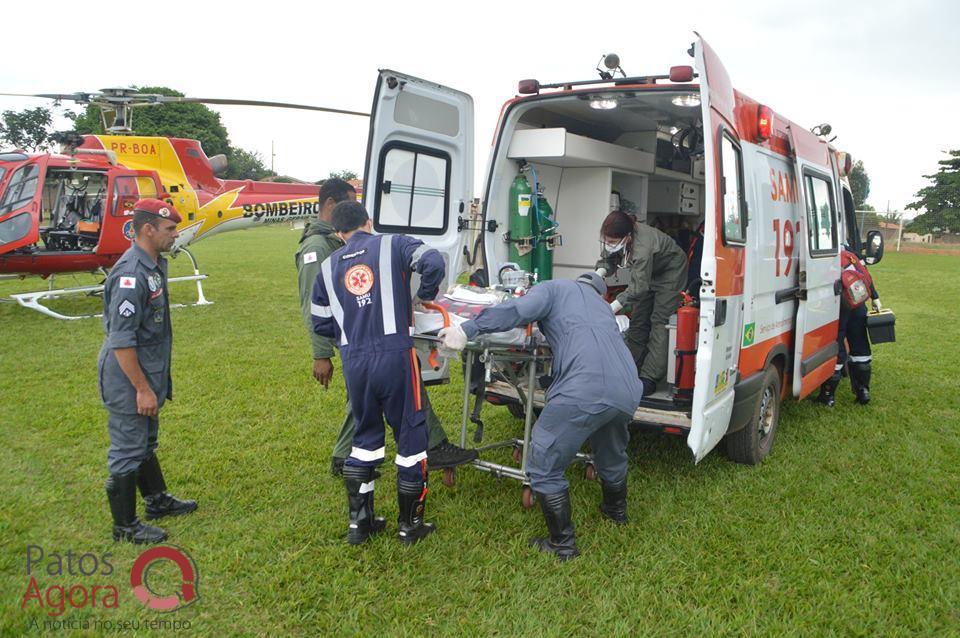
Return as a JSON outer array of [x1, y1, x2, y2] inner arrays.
[[2, 0, 957, 213]]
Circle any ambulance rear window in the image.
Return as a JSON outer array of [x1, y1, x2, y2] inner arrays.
[[373, 142, 450, 235]]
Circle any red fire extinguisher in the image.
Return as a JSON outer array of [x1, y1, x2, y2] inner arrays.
[[674, 292, 699, 402]]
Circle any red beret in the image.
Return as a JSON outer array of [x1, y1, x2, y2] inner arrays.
[[133, 198, 182, 223]]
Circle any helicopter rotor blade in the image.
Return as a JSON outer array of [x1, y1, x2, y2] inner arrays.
[[0, 92, 93, 103], [158, 96, 369, 118]]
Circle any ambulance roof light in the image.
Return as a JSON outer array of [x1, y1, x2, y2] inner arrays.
[[757, 105, 773, 141], [669, 66, 694, 82], [518, 79, 540, 95]]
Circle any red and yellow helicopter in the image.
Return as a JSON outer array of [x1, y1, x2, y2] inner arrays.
[[0, 88, 367, 318]]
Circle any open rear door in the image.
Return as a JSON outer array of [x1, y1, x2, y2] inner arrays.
[[363, 70, 474, 283], [687, 37, 747, 462], [0, 157, 45, 255], [789, 128, 841, 398]]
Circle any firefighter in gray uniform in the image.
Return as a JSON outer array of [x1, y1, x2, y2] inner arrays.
[[439, 272, 642, 560], [98, 198, 196, 544], [597, 210, 688, 396], [295, 179, 476, 477]]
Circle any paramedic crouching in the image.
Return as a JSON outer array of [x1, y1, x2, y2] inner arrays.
[[440, 272, 641, 561]]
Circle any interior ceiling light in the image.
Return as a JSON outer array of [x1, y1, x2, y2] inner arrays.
[[590, 98, 618, 110], [671, 94, 701, 108]]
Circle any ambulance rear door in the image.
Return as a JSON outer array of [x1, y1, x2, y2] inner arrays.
[[789, 128, 841, 398], [362, 70, 474, 284], [687, 36, 748, 462]]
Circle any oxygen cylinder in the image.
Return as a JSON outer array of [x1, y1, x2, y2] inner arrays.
[[508, 172, 533, 271], [674, 299, 699, 402], [532, 192, 555, 281]]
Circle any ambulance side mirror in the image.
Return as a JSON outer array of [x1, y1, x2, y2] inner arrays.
[[864, 230, 884, 265]]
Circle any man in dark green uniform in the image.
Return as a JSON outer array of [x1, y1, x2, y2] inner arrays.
[[295, 179, 476, 476], [98, 199, 197, 544]]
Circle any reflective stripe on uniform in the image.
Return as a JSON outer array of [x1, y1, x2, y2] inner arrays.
[[350, 446, 385, 462], [321, 258, 348, 346], [409, 243, 431, 269], [395, 451, 427, 468], [849, 355, 872, 363], [310, 302, 332, 318], [359, 480, 375, 494], [379, 234, 396, 336]]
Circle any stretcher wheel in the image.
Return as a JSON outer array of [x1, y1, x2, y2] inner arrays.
[[584, 463, 597, 481], [512, 445, 523, 464], [521, 486, 535, 509], [442, 468, 456, 487]]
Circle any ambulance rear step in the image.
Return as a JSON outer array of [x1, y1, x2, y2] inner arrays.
[[484, 381, 692, 433]]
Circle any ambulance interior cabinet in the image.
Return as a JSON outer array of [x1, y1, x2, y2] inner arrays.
[[648, 179, 702, 215]]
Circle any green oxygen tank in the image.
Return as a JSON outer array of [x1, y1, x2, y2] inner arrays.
[[532, 190, 556, 281], [508, 172, 534, 271]]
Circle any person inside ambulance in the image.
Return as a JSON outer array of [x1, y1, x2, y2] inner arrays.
[[595, 210, 689, 396], [438, 272, 641, 560], [817, 245, 881, 406]]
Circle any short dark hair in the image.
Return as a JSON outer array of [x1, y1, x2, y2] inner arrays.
[[331, 201, 370, 233], [132, 210, 160, 235], [319, 178, 356, 206]]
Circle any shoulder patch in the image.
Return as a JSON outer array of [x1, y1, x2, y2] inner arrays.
[[303, 251, 318, 264], [118, 300, 136, 317], [119, 276, 136, 290]]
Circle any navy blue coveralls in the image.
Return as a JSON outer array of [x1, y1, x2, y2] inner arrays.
[[833, 251, 879, 379], [311, 231, 445, 482], [460, 278, 642, 494]]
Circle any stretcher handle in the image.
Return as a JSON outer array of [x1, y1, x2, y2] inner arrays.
[[421, 302, 451, 328]]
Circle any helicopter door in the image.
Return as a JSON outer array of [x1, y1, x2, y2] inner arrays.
[[0, 157, 46, 255], [363, 70, 474, 282], [98, 171, 164, 256]]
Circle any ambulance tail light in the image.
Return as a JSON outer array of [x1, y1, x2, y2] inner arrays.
[[518, 79, 540, 95], [757, 105, 773, 141]]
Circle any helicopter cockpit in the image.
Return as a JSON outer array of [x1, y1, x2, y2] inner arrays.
[[39, 169, 108, 251]]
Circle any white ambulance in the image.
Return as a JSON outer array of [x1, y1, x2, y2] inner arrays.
[[360, 36, 885, 465]]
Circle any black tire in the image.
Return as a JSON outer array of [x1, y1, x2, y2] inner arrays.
[[724, 365, 781, 465]]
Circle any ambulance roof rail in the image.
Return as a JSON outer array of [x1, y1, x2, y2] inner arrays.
[[520, 66, 697, 95]]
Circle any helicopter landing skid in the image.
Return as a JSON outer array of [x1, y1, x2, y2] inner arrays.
[[9, 248, 212, 320]]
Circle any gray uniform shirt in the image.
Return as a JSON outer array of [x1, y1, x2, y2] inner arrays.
[[97, 243, 173, 413], [461, 279, 641, 416]]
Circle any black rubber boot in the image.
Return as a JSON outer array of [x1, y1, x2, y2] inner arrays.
[[343, 465, 386, 545], [817, 375, 840, 407], [850, 362, 872, 405], [137, 454, 197, 520], [599, 478, 628, 524], [106, 471, 167, 544], [426, 440, 478, 471], [529, 489, 580, 561], [397, 478, 435, 545]]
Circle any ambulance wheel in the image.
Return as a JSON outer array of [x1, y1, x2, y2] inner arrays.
[[521, 486, 535, 509], [584, 463, 597, 481], [724, 365, 781, 465], [512, 445, 523, 464], [442, 468, 456, 487]]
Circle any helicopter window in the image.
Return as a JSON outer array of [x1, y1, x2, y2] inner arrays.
[[0, 152, 28, 162], [0, 212, 32, 244], [111, 176, 158, 217], [373, 142, 450, 236], [0, 163, 40, 215]]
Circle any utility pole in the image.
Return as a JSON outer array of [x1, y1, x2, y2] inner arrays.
[[271, 140, 275, 173]]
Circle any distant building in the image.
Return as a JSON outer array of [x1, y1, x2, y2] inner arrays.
[[902, 232, 933, 244]]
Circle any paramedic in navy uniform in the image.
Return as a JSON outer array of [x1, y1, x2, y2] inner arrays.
[[98, 198, 197, 544], [311, 201, 445, 546]]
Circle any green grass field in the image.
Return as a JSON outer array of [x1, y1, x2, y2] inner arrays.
[[2, 226, 958, 637]]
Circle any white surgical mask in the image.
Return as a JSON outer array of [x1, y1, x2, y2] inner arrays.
[[602, 237, 628, 254]]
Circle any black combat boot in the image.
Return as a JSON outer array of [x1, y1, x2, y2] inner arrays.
[[817, 374, 840, 407], [137, 454, 197, 520], [106, 471, 167, 544], [599, 478, 628, 524], [426, 440, 478, 471], [343, 465, 386, 545], [331, 457, 346, 477], [529, 489, 580, 561], [397, 477, 436, 545], [849, 362, 872, 405]]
